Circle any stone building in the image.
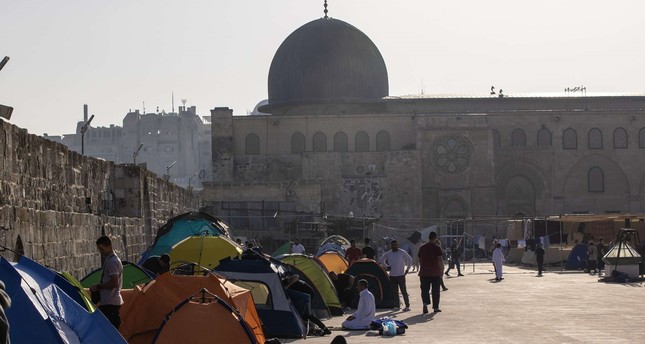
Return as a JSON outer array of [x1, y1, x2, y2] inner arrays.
[[46, 105, 212, 189], [204, 15, 645, 237]]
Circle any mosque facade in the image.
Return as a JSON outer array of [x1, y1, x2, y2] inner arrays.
[[202, 15, 645, 233]]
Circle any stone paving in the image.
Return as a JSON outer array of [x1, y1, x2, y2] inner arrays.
[[282, 263, 645, 344]]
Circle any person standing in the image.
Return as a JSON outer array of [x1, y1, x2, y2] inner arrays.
[[596, 238, 606, 271], [90, 235, 124, 329], [341, 279, 376, 330], [433, 238, 449, 291], [362, 238, 376, 260], [345, 239, 362, 265], [410, 239, 423, 272], [492, 243, 505, 281], [291, 239, 305, 254], [535, 242, 545, 276], [378, 240, 412, 311], [419, 232, 444, 313], [587, 240, 598, 274], [444, 239, 464, 277]]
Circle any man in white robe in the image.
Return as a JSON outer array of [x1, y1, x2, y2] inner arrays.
[[492, 243, 505, 281], [341, 279, 375, 330]]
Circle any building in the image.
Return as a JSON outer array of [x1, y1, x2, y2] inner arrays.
[[45, 104, 212, 189], [202, 11, 645, 244]]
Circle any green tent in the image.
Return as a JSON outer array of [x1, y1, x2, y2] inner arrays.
[[277, 254, 342, 316], [271, 241, 293, 257], [59, 271, 97, 312], [81, 261, 154, 289]]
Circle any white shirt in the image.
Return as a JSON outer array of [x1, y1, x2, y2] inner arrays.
[[291, 244, 305, 254], [378, 249, 412, 277], [100, 253, 123, 305], [354, 288, 376, 322], [492, 247, 505, 264]]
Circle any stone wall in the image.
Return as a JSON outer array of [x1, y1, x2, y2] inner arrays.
[[0, 120, 200, 279]]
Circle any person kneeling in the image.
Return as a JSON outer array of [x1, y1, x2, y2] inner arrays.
[[341, 279, 375, 330]]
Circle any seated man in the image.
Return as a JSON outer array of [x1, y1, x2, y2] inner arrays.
[[142, 254, 170, 275], [341, 279, 375, 330], [283, 274, 331, 336], [329, 272, 355, 309]]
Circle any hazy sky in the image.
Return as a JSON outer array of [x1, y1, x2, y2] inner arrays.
[[1, 0, 644, 136]]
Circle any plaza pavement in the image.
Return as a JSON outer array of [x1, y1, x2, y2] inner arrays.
[[284, 263, 645, 344]]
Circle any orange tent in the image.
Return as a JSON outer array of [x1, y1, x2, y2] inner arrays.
[[153, 291, 257, 344], [316, 251, 349, 274], [119, 273, 264, 344]]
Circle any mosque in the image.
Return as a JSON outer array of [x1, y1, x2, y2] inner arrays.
[[202, 5, 645, 237]]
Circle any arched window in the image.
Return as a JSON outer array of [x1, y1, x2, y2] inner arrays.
[[511, 129, 526, 146], [14, 235, 24, 262], [537, 128, 552, 146], [613, 128, 628, 149], [313, 132, 327, 152], [291, 133, 305, 154], [588, 166, 604, 192], [563, 128, 577, 149], [492, 129, 501, 148], [355, 131, 369, 152], [334, 132, 348, 152], [376, 131, 390, 152], [640, 128, 645, 148], [245, 133, 260, 155], [588, 128, 602, 149]]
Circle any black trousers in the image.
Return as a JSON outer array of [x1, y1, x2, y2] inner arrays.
[[445, 258, 461, 274], [390, 275, 409, 308], [537, 258, 544, 275], [99, 305, 121, 329], [420, 276, 441, 309]]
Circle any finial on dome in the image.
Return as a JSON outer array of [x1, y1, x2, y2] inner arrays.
[[324, 0, 328, 19]]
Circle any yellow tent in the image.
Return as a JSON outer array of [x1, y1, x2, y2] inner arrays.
[[316, 251, 349, 274], [169, 236, 242, 271]]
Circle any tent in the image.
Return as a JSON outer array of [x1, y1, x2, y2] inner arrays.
[[320, 235, 351, 248], [215, 255, 307, 338], [81, 261, 154, 289], [315, 235, 350, 256], [169, 235, 242, 271], [345, 259, 397, 308], [316, 251, 349, 274], [152, 290, 258, 344], [138, 212, 232, 263], [0, 256, 126, 343], [271, 241, 293, 257], [566, 243, 590, 269], [119, 272, 265, 344], [57, 270, 97, 312], [277, 254, 343, 317]]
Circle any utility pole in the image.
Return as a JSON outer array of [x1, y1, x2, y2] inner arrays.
[[80, 114, 94, 156], [132, 143, 143, 164]]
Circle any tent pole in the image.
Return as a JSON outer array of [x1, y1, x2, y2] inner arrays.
[[472, 217, 475, 273], [559, 215, 564, 272]]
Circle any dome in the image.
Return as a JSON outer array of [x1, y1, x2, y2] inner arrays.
[[267, 18, 388, 108]]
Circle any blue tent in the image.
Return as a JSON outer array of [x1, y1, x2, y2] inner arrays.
[[566, 243, 589, 270], [10, 255, 96, 313], [0, 256, 126, 343], [138, 212, 231, 263], [215, 253, 306, 338]]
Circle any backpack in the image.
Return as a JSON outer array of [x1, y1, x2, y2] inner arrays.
[[370, 318, 408, 335]]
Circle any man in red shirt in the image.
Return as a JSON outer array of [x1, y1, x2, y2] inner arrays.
[[345, 239, 362, 265], [418, 231, 444, 314]]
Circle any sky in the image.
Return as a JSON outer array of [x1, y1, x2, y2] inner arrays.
[[1, 0, 644, 136]]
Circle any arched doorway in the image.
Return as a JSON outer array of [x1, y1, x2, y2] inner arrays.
[[505, 176, 536, 216]]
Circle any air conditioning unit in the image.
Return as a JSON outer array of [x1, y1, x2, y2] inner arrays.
[[0, 104, 12, 120]]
